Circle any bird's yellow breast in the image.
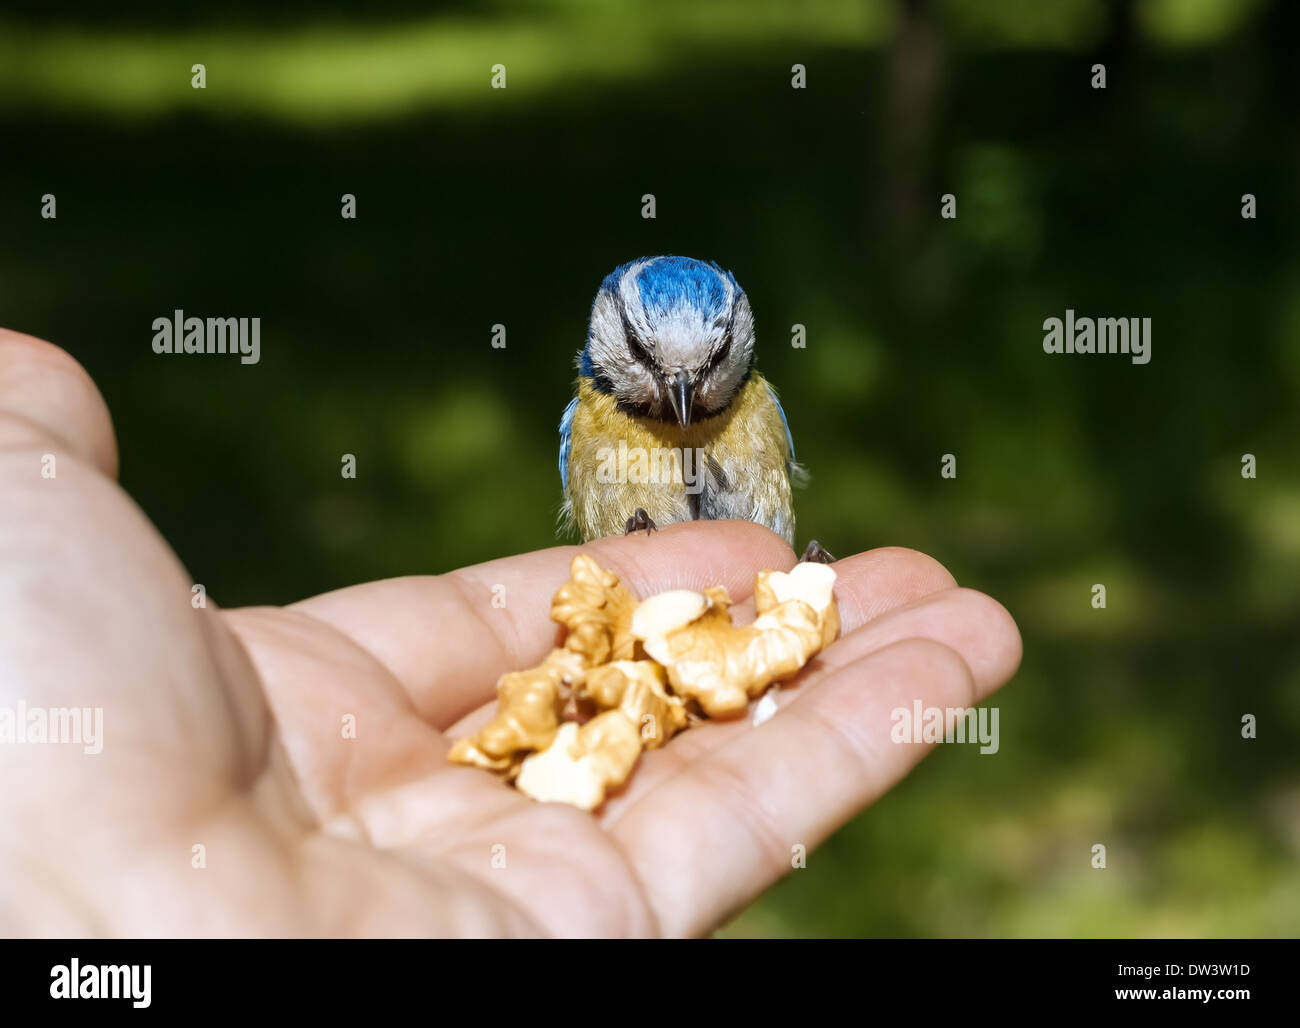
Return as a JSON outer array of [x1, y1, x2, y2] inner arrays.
[[563, 373, 795, 543]]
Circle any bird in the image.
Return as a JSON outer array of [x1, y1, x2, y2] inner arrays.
[[558, 256, 831, 563]]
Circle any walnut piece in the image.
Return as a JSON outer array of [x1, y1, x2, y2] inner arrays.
[[580, 659, 688, 749], [755, 563, 841, 651], [446, 649, 577, 774], [514, 711, 643, 810], [449, 554, 638, 776], [551, 553, 638, 666], [631, 564, 839, 718]]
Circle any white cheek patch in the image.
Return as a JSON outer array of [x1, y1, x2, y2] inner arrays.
[[616, 260, 654, 338], [587, 295, 653, 399]]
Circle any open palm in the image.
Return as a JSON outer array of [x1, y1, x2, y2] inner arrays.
[[0, 328, 1021, 937]]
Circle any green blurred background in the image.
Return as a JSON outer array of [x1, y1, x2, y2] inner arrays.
[[2, 0, 1297, 936]]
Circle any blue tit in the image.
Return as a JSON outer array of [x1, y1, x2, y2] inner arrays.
[[558, 256, 830, 561]]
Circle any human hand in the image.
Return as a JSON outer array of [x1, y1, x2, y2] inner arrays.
[[0, 328, 1021, 937]]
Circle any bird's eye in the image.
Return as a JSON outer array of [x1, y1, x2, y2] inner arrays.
[[708, 337, 731, 370], [627, 333, 651, 363], [619, 306, 654, 367]]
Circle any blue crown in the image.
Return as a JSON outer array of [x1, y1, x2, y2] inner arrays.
[[601, 256, 739, 320]]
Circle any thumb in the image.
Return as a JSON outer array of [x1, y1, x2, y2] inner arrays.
[[0, 327, 118, 478]]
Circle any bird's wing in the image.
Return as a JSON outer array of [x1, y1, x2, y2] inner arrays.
[[766, 380, 796, 463], [558, 396, 579, 489], [766, 380, 809, 486]]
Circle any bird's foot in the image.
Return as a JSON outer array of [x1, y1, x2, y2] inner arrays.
[[624, 508, 658, 536], [798, 539, 835, 564]]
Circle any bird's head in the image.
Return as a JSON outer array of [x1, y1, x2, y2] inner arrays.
[[580, 256, 755, 427]]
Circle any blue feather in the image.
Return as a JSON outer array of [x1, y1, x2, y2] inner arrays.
[[597, 256, 737, 316], [558, 396, 579, 489], [635, 256, 730, 318]]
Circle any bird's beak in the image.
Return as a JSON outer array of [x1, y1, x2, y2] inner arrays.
[[668, 370, 695, 428]]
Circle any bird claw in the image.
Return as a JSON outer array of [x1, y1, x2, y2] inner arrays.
[[624, 508, 658, 536], [798, 539, 835, 564]]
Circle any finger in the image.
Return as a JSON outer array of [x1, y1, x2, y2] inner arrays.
[[0, 328, 269, 829], [808, 586, 1021, 691], [612, 636, 1012, 937], [289, 519, 796, 727], [0, 328, 117, 478], [221, 603, 593, 911], [829, 546, 958, 627], [222, 606, 452, 828], [597, 584, 1021, 821]]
